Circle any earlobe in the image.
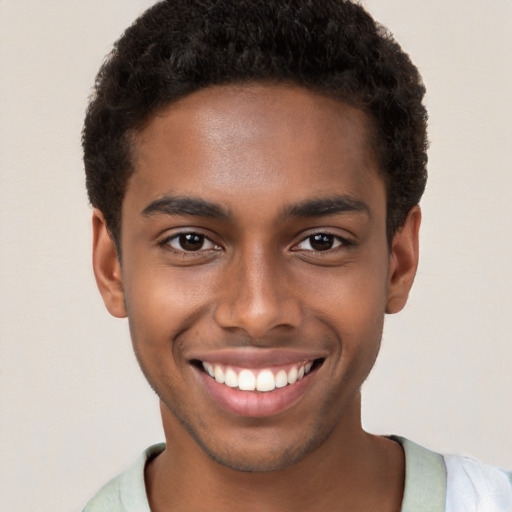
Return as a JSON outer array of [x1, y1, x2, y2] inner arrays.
[[92, 209, 127, 318], [385, 206, 421, 314]]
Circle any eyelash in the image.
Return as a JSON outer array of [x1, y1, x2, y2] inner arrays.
[[160, 232, 221, 253], [292, 232, 353, 253], [159, 231, 352, 254]]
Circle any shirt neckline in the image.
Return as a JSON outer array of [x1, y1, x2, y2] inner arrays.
[[125, 437, 447, 512]]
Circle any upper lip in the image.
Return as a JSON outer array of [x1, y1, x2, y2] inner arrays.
[[188, 347, 328, 368]]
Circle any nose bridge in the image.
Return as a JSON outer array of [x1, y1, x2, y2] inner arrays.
[[214, 242, 300, 337]]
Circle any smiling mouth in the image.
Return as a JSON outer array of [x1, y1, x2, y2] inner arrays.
[[194, 359, 324, 393]]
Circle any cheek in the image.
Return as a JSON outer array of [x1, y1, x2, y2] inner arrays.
[[122, 263, 218, 351], [305, 259, 388, 322], [303, 260, 388, 366]]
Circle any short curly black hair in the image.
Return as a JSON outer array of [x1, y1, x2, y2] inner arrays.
[[83, 0, 427, 247]]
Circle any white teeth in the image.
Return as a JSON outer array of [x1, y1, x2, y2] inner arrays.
[[203, 362, 215, 378], [214, 365, 225, 384], [275, 369, 288, 388], [256, 370, 276, 392], [238, 369, 256, 391], [203, 361, 317, 392], [287, 366, 298, 384], [224, 368, 238, 388]]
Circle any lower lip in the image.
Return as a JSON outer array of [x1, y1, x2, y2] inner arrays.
[[196, 368, 316, 418]]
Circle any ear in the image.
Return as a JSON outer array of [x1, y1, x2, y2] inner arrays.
[[92, 209, 127, 318], [385, 206, 421, 314]]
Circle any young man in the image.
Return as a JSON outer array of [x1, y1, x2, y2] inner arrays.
[[82, 1, 512, 510]]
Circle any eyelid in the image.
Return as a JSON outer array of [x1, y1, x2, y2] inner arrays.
[[291, 230, 353, 252], [159, 230, 222, 252], [295, 236, 342, 251]]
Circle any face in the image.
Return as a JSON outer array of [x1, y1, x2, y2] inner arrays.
[[93, 84, 419, 472]]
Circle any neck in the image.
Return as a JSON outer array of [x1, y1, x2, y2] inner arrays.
[[146, 393, 405, 512]]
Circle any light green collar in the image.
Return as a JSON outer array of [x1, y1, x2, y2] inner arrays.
[[391, 436, 447, 512]]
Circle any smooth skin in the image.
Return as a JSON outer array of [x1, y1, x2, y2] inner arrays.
[[93, 84, 421, 512]]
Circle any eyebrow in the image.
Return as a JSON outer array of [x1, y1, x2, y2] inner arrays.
[[141, 196, 231, 219], [281, 195, 370, 219], [141, 194, 369, 221]]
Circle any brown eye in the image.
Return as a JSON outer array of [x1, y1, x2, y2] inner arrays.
[[309, 234, 335, 251], [294, 233, 345, 252], [179, 233, 204, 251], [166, 232, 218, 252]]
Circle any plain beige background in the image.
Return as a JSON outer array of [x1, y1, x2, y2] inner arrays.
[[0, 1, 511, 511]]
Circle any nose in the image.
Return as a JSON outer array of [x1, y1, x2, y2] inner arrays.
[[213, 246, 302, 338]]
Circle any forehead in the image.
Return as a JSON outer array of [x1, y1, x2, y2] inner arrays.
[[127, 84, 383, 216]]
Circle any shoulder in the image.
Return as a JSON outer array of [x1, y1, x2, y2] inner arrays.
[[82, 443, 165, 512], [444, 453, 512, 512], [392, 436, 512, 512]]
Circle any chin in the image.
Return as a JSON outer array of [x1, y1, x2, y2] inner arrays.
[[185, 418, 331, 473], [201, 441, 316, 473]]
